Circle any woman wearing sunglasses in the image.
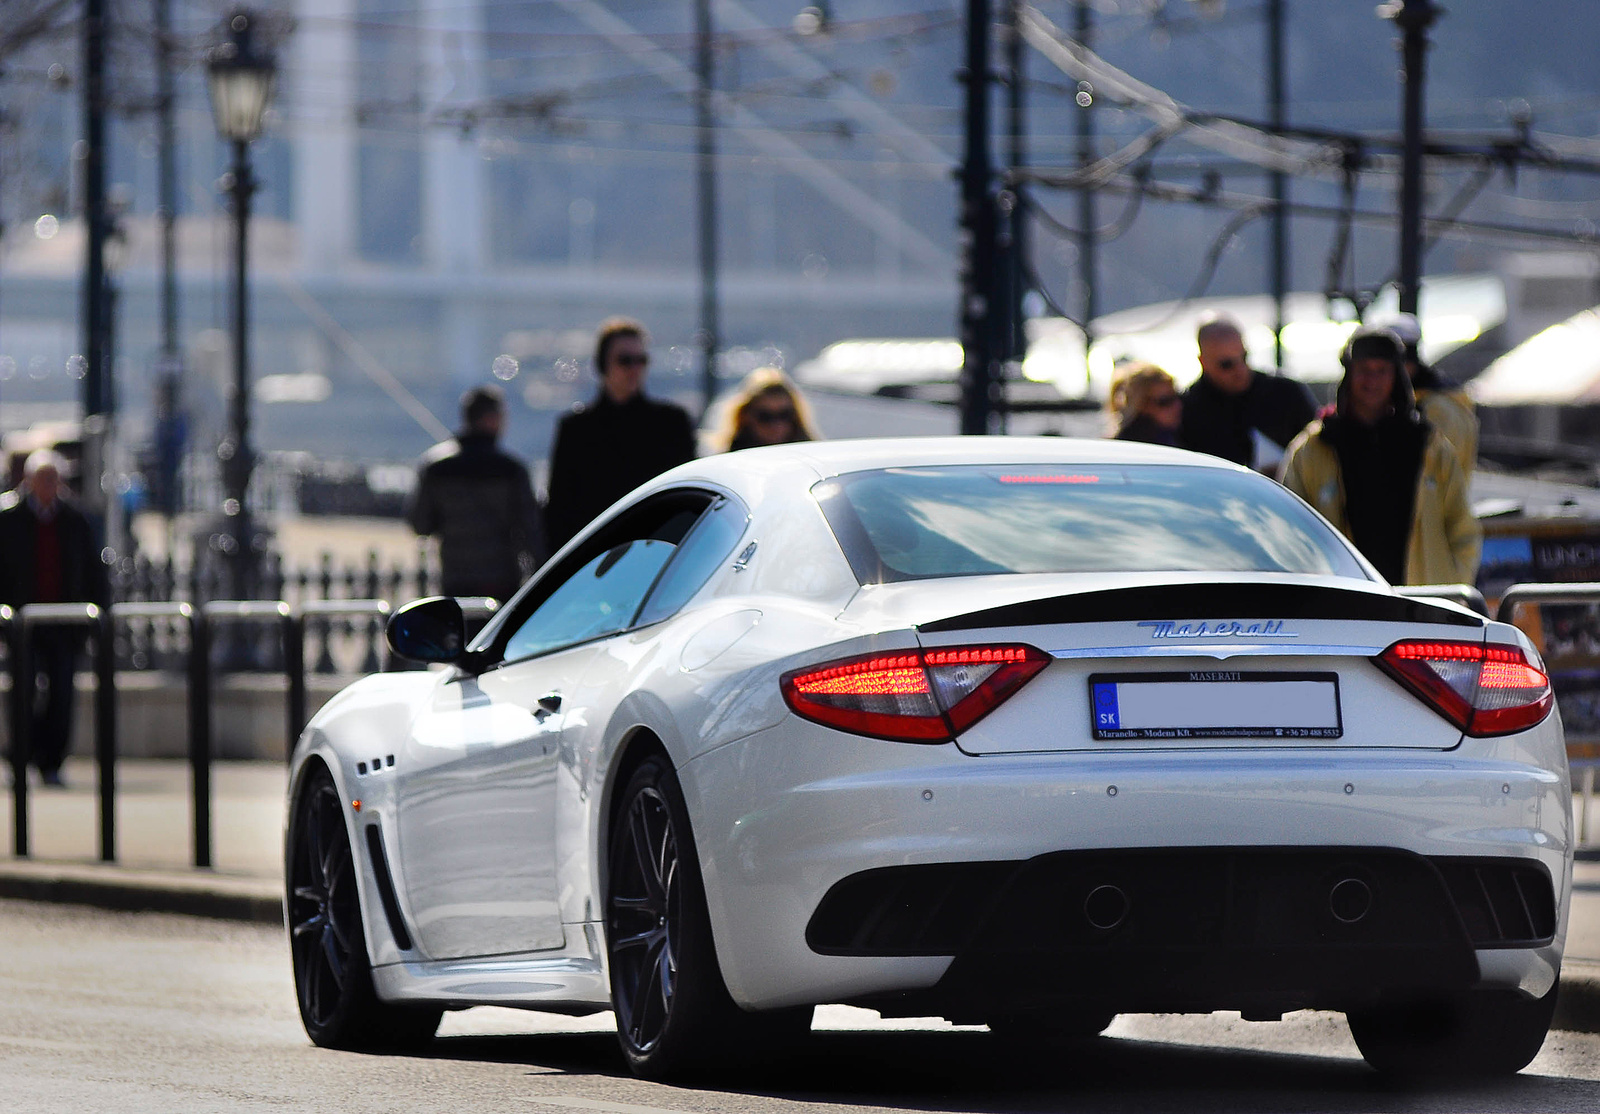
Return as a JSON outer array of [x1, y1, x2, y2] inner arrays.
[[711, 367, 820, 453], [1108, 361, 1184, 447]]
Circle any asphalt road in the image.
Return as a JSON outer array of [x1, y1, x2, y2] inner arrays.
[[7, 901, 1600, 1114]]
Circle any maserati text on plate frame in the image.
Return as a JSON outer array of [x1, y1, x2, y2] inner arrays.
[[1089, 670, 1343, 740]]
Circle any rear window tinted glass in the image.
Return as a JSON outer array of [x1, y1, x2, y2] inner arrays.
[[815, 465, 1367, 583]]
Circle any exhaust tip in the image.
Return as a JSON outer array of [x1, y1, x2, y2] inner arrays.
[[1329, 877, 1373, 924], [1084, 884, 1130, 931]]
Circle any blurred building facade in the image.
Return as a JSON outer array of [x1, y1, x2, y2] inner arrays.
[[0, 0, 962, 467]]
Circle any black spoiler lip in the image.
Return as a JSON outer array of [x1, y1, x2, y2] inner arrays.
[[916, 581, 1484, 634]]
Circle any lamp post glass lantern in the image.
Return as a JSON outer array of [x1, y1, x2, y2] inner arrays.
[[207, 30, 275, 143], [206, 10, 275, 633]]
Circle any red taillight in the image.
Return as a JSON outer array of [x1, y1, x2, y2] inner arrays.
[[781, 644, 1051, 743], [1377, 640, 1553, 737]]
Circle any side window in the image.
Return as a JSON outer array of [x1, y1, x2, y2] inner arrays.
[[635, 499, 749, 627], [503, 539, 677, 661]]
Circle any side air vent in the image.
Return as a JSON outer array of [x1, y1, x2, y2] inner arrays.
[[364, 825, 414, 951], [1435, 858, 1557, 947]]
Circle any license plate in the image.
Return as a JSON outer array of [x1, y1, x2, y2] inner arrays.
[[1088, 671, 1343, 740]]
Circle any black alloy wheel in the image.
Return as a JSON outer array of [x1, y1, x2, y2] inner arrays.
[[287, 764, 440, 1050], [608, 778, 681, 1056], [606, 755, 810, 1080], [1346, 985, 1558, 1076]]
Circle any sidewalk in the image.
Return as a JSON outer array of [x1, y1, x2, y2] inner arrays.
[[0, 758, 283, 923], [4, 756, 1600, 1032]]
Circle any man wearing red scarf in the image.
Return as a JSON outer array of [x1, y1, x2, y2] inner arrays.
[[0, 450, 107, 787]]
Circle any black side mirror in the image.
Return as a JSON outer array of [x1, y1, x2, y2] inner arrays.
[[387, 596, 466, 664]]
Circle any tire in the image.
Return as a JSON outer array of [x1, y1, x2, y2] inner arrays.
[[287, 764, 441, 1051], [1346, 985, 1557, 1077], [606, 754, 809, 1080]]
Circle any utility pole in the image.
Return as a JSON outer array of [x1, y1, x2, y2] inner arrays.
[[158, 0, 179, 360], [1386, 0, 1440, 316], [694, 0, 720, 414], [1002, 0, 1027, 392], [153, 0, 187, 523], [1267, 0, 1288, 367], [81, 0, 112, 518], [1075, 0, 1096, 382], [957, 0, 998, 435]]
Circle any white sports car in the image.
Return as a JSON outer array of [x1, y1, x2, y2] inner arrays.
[[285, 437, 1570, 1079]]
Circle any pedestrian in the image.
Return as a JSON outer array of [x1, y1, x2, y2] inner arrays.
[[408, 385, 545, 603], [544, 317, 697, 550], [1379, 312, 1478, 479], [709, 367, 820, 453], [1180, 315, 1317, 472], [0, 449, 108, 787], [1107, 362, 1183, 446], [1280, 326, 1480, 586]]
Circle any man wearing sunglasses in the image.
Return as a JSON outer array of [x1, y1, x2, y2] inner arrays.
[[1180, 315, 1317, 473], [544, 317, 697, 550]]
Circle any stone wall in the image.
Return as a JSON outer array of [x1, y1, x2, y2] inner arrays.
[[4, 674, 357, 763]]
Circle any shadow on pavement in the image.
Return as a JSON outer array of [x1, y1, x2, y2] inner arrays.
[[426, 1030, 624, 1076], [421, 1026, 1600, 1113]]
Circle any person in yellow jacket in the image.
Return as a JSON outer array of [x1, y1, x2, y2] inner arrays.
[[1280, 326, 1481, 586], [1382, 312, 1478, 478]]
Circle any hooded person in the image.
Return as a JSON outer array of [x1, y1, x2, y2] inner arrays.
[[1279, 325, 1481, 586]]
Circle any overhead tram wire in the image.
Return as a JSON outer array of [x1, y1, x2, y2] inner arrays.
[[1010, 0, 1600, 325], [1016, 4, 1348, 183], [288, 6, 960, 56], [1022, 185, 1146, 246], [1014, 164, 1600, 250]]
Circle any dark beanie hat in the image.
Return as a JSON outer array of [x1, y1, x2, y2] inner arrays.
[[1335, 325, 1416, 421], [1340, 325, 1405, 369]]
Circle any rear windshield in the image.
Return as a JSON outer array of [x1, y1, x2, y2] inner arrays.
[[814, 464, 1368, 584]]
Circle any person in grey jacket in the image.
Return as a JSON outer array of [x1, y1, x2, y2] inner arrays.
[[408, 386, 545, 603]]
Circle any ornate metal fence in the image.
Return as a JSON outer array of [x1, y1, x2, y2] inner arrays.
[[108, 549, 436, 674]]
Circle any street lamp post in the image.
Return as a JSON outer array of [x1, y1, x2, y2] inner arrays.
[[206, 11, 275, 613]]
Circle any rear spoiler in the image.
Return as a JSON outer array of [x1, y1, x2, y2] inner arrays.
[[1393, 583, 1490, 618], [918, 582, 1484, 634]]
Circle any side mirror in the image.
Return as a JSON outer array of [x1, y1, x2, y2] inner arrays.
[[386, 596, 466, 664]]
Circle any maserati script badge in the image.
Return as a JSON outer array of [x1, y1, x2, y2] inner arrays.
[[1138, 620, 1298, 639]]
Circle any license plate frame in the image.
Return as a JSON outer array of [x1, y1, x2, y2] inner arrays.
[[1088, 670, 1344, 741]]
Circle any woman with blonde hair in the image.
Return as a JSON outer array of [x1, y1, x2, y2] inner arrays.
[[710, 367, 820, 452], [1107, 361, 1183, 446]]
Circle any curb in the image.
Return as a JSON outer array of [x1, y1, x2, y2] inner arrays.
[[0, 862, 283, 927]]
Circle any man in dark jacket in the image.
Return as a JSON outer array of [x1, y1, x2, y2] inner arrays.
[[409, 386, 545, 602], [1180, 316, 1317, 472], [0, 450, 108, 786], [544, 318, 697, 550]]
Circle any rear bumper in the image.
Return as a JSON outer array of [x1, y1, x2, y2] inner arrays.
[[810, 848, 1553, 1020], [681, 727, 1572, 1011]]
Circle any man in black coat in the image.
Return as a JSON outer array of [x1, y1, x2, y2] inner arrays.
[[0, 450, 108, 786], [1180, 316, 1317, 472], [409, 386, 545, 602], [544, 318, 697, 550]]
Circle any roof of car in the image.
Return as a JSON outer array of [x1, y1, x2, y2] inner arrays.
[[674, 435, 1247, 488]]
